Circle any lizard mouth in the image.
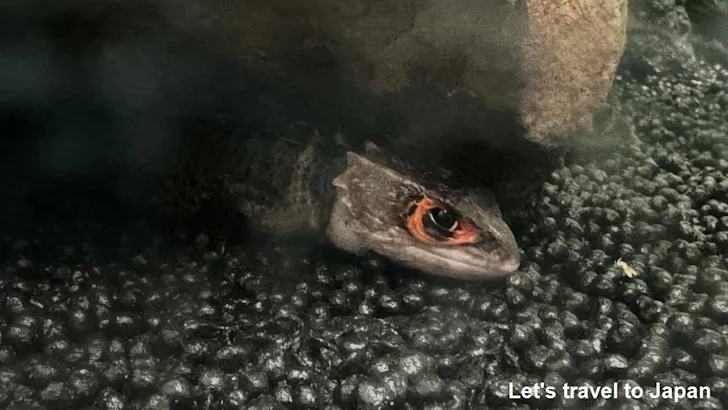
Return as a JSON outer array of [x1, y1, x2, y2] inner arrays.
[[421, 241, 520, 271], [413, 250, 520, 278], [368, 228, 521, 279]]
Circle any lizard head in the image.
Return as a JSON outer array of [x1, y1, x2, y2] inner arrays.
[[326, 145, 520, 279]]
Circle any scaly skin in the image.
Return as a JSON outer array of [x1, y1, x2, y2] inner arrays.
[[226, 135, 520, 279]]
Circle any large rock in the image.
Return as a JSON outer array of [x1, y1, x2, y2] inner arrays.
[[520, 0, 628, 146], [161, 0, 628, 148]]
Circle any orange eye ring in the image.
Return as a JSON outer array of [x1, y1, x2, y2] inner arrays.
[[405, 196, 481, 245]]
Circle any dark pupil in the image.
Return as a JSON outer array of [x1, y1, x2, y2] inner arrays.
[[422, 206, 459, 240], [431, 208, 456, 230]]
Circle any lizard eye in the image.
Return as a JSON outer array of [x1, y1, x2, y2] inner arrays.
[[426, 207, 458, 232], [405, 195, 481, 245]]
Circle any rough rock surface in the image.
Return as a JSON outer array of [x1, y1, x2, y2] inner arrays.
[[157, 0, 627, 149], [519, 0, 627, 146]]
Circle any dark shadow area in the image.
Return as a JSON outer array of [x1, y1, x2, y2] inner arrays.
[[0, 0, 534, 235]]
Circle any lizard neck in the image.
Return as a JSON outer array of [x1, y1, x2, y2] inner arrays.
[[308, 144, 348, 234], [276, 142, 348, 235], [228, 139, 346, 237]]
